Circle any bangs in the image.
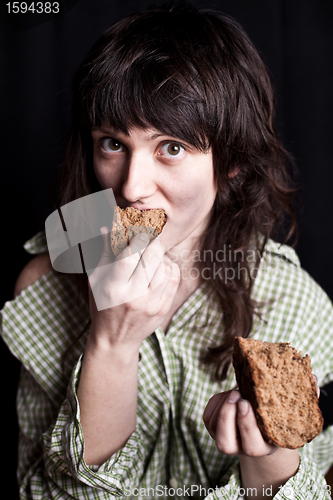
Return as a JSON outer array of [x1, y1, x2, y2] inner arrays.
[[72, 8, 223, 152], [80, 60, 211, 151]]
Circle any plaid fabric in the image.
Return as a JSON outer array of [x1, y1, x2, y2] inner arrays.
[[1, 233, 333, 500]]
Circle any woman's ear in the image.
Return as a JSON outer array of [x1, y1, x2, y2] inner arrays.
[[228, 166, 240, 178]]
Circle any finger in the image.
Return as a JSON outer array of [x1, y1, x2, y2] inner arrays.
[[312, 374, 320, 398], [123, 232, 150, 261], [125, 236, 165, 296], [215, 391, 241, 454], [113, 233, 151, 282], [140, 236, 165, 288], [203, 391, 240, 439], [203, 393, 225, 428], [87, 226, 112, 287], [203, 391, 240, 429], [237, 400, 275, 456], [97, 226, 112, 268], [113, 235, 166, 305], [125, 247, 164, 302]]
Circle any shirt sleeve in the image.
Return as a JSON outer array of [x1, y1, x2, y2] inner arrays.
[[201, 455, 331, 499], [17, 356, 147, 500]]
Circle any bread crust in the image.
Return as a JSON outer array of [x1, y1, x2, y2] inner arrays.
[[233, 337, 324, 449], [110, 206, 167, 256]]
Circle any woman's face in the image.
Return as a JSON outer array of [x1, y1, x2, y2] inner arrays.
[[91, 126, 217, 252]]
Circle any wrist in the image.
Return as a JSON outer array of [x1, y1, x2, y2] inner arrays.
[[86, 328, 141, 367], [239, 448, 300, 498]]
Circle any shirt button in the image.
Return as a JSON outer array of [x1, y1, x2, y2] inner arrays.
[[169, 478, 178, 489]]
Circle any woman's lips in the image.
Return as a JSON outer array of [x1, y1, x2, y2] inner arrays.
[[129, 204, 165, 212]]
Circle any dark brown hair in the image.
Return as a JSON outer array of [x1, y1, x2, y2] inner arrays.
[[58, 2, 297, 380]]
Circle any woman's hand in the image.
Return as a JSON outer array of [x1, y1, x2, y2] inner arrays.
[[203, 390, 300, 498], [203, 390, 277, 457], [88, 227, 180, 354]]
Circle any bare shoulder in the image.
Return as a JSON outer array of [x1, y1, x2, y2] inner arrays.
[[14, 253, 52, 297]]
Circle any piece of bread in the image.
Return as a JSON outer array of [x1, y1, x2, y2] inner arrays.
[[110, 206, 167, 256], [233, 337, 323, 449]]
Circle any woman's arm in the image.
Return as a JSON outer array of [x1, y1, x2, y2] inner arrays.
[[15, 352, 144, 499], [77, 230, 180, 465], [76, 331, 141, 465]]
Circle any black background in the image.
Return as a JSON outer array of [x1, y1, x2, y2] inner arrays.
[[1, 0, 333, 494]]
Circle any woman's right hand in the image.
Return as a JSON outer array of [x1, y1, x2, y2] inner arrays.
[[78, 228, 180, 465], [87, 228, 180, 354]]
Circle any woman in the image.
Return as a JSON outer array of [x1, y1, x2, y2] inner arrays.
[[2, 3, 333, 499]]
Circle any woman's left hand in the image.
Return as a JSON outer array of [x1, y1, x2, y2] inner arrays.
[[203, 390, 276, 457], [203, 390, 300, 499], [203, 377, 320, 456]]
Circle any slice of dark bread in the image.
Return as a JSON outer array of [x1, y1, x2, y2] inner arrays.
[[110, 206, 167, 256], [233, 337, 323, 449]]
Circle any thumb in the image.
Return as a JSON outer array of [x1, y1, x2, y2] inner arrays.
[[98, 226, 112, 268], [86, 226, 112, 289]]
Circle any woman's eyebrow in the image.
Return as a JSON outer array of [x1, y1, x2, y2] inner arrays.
[[149, 132, 165, 140]]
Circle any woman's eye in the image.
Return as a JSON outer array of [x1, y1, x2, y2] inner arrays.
[[161, 142, 185, 158], [101, 138, 123, 152]]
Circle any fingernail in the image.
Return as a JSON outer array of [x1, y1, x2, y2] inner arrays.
[[238, 399, 248, 416], [139, 233, 149, 242], [228, 391, 241, 403]]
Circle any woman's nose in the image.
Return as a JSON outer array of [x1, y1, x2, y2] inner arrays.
[[121, 156, 155, 202]]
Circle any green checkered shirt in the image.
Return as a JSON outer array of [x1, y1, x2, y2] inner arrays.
[[1, 232, 333, 500]]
